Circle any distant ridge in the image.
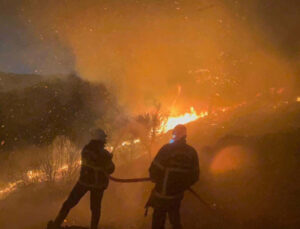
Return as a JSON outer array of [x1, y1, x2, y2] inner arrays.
[[0, 72, 70, 91], [0, 72, 43, 91]]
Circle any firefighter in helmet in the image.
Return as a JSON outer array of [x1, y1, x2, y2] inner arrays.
[[146, 124, 199, 229], [47, 129, 115, 229]]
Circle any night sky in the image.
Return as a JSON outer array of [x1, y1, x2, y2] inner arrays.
[[0, 0, 74, 74], [0, 0, 299, 78]]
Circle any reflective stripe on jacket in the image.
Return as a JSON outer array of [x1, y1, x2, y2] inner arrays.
[[149, 138, 199, 199]]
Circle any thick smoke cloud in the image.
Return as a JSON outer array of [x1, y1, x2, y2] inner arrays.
[[1, 0, 300, 112]]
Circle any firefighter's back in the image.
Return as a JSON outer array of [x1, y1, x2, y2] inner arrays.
[[150, 138, 199, 197], [79, 140, 115, 189]]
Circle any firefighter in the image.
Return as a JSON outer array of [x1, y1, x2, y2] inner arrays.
[[47, 129, 115, 229], [146, 124, 199, 229]]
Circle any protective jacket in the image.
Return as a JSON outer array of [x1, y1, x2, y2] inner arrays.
[[147, 138, 199, 209], [79, 140, 115, 189]]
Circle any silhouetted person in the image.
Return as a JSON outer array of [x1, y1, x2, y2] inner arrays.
[[48, 129, 115, 229], [146, 124, 199, 229]]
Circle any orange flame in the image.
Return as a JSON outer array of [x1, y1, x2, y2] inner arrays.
[[0, 180, 23, 199], [159, 107, 208, 133]]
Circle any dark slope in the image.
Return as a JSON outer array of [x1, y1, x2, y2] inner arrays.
[[0, 72, 43, 91]]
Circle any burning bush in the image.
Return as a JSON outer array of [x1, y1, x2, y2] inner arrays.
[[38, 136, 81, 183]]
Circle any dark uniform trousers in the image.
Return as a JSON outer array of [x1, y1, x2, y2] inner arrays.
[[54, 182, 104, 229], [152, 204, 182, 229]]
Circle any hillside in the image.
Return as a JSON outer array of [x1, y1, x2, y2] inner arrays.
[[0, 72, 44, 91]]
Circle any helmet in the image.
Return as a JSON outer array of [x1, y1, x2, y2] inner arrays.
[[91, 128, 107, 142], [171, 124, 187, 142]]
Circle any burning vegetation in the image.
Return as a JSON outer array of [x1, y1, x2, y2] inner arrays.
[[159, 107, 208, 133], [0, 0, 300, 229], [0, 71, 299, 229]]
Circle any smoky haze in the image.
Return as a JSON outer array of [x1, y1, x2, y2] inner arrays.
[[1, 1, 300, 228], [1, 0, 298, 112]]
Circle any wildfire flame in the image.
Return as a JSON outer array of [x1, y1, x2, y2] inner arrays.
[[1, 105, 207, 198], [160, 107, 208, 133], [27, 170, 44, 181], [0, 180, 23, 199], [1, 95, 295, 199]]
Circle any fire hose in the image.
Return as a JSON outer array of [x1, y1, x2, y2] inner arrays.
[[109, 175, 232, 225], [109, 175, 214, 211], [109, 176, 151, 183]]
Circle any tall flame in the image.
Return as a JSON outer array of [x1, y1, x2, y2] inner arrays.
[[160, 107, 208, 133]]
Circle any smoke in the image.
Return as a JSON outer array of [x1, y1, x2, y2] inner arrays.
[[0, 0, 74, 75], [1, 2, 299, 228], [7, 0, 297, 112]]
